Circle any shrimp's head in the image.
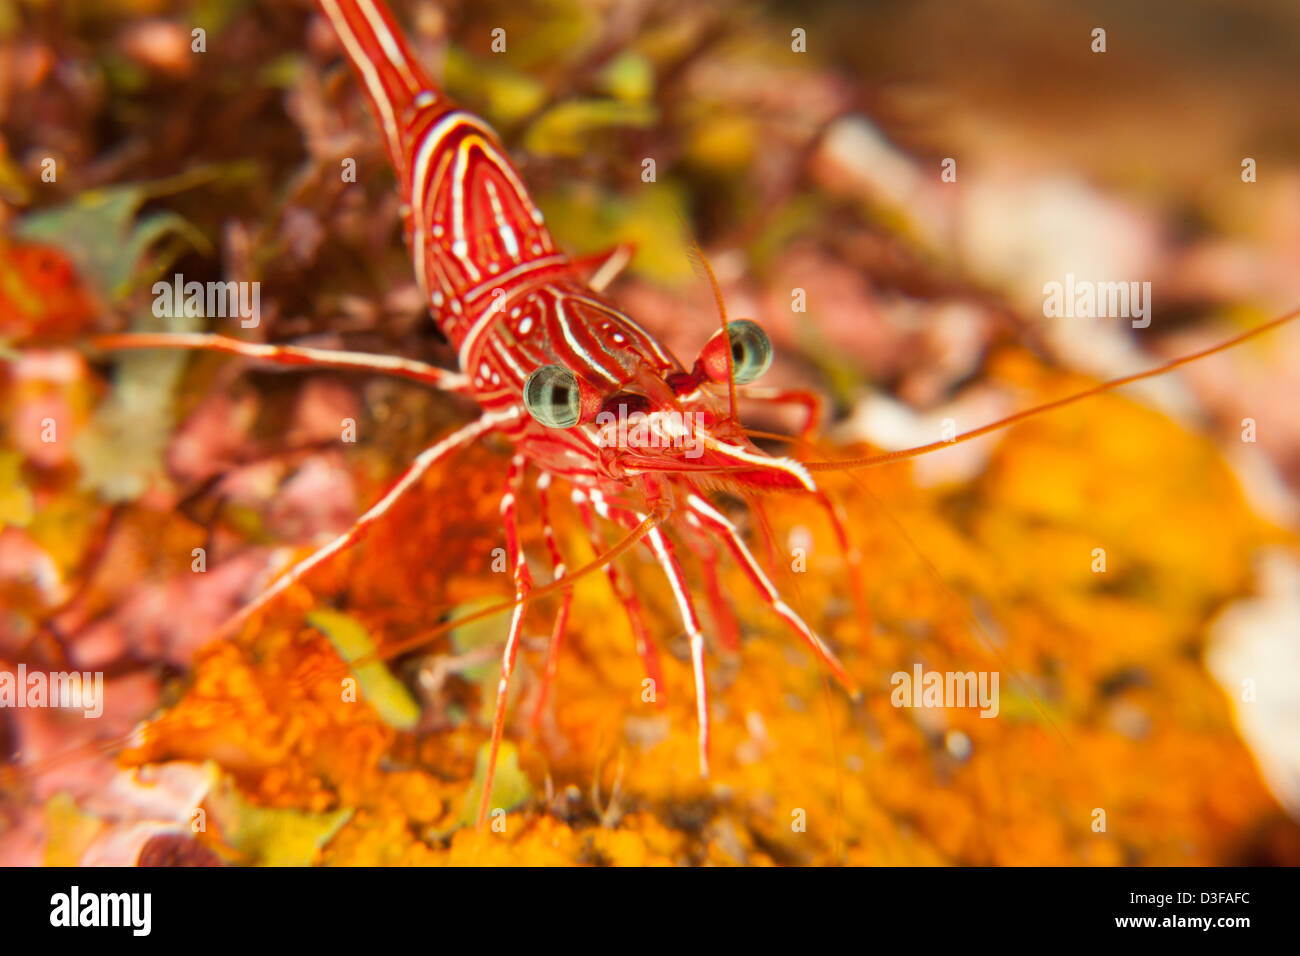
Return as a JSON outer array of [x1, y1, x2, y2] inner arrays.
[[520, 317, 815, 496]]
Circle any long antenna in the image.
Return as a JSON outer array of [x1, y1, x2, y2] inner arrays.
[[803, 306, 1300, 472]]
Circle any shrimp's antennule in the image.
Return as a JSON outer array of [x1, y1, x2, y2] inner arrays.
[[682, 229, 739, 419]]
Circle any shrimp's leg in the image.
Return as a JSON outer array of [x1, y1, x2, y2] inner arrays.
[[683, 512, 742, 653], [739, 385, 827, 440], [529, 472, 574, 728], [813, 489, 872, 636], [739, 427, 876, 641], [686, 493, 858, 697], [478, 454, 535, 831], [644, 525, 710, 776], [219, 411, 508, 639], [570, 243, 636, 293], [571, 490, 666, 704], [89, 333, 472, 392], [587, 492, 710, 776]]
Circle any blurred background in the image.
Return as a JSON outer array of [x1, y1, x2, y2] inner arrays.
[[1, 0, 1298, 864]]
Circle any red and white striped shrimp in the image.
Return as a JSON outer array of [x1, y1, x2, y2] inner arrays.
[[89, 0, 1300, 834], [98, 0, 859, 830], [309, 0, 873, 832]]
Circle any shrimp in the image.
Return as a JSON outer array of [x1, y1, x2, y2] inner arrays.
[[76, 0, 1300, 839]]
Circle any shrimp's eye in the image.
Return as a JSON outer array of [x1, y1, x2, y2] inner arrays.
[[698, 319, 774, 385], [726, 320, 773, 383], [523, 365, 583, 428]]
